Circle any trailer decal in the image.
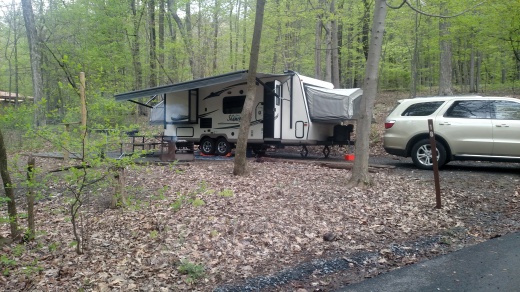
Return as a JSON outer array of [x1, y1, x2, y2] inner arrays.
[[198, 110, 218, 118], [203, 82, 247, 100], [214, 119, 262, 130]]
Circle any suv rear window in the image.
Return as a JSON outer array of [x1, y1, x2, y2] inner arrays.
[[444, 100, 491, 119], [493, 100, 520, 120], [401, 101, 444, 116]]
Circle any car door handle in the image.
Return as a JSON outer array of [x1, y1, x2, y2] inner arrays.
[[495, 124, 509, 127], [438, 122, 451, 126]]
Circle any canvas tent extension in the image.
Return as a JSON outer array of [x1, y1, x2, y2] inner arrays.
[[305, 87, 363, 123]]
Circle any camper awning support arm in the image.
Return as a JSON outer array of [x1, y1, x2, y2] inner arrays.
[[128, 99, 153, 108], [145, 95, 159, 105], [255, 77, 280, 98]]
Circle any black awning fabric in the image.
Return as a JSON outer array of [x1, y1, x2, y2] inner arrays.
[[115, 70, 249, 101]]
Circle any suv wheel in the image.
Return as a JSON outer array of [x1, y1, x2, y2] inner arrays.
[[411, 139, 446, 170]]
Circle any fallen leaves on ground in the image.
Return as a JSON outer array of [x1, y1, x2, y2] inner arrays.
[[1, 159, 519, 291]]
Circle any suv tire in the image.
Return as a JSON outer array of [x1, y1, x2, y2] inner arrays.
[[411, 139, 447, 170]]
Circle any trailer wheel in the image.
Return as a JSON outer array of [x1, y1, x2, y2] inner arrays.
[[300, 145, 309, 158], [215, 138, 231, 156], [323, 145, 330, 158], [200, 137, 215, 155]]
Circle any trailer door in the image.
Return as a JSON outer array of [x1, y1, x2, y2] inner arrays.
[[263, 81, 282, 139], [273, 81, 282, 139]]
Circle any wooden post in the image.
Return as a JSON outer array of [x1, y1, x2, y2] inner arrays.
[[428, 119, 442, 209], [111, 167, 126, 208], [26, 155, 36, 239]]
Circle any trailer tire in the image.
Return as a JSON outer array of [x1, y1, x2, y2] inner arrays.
[[200, 137, 216, 155], [215, 138, 231, 156]]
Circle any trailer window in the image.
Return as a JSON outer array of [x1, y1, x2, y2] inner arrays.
[[223, 96, 246, 114]]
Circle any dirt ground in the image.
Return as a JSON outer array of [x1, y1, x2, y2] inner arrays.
[[1, 91, 519, 291]]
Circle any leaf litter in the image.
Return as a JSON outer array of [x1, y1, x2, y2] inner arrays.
[[1, 158, 519, 291]]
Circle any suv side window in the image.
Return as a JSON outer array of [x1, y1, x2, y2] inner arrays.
[[493, 100, 520, 120], [444, 100, 491, 119], [401, 101, 444, 116]]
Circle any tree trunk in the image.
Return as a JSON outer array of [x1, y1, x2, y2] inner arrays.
[[0, 128, 19, 239], [241, 2, 248, 69], [438, 2, 453, 96], [330, 0, 340, 88], [337, 0, 344, 87], [410, 0, 420, 98], [233, 0, 266, 176], [171, 0, 197, 78], [360, 0, 371, 61], [325, 19, 332, 82], [26, 155, 36, 240], [149, 0, 157, 88], [130, 0, 147, 116], [229, 0, 234, 70], [212, 0, 220, 72], [159, 0, 165, 84], [469, 44, 476, 92], [21, 0, 45, 127], [349, 0, 387, 187], [314, 12, 322, 79], [234, 0, 242, 70]]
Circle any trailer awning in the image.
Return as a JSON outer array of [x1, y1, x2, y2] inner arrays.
[[115, 70, 295, 102], [115, 70, 251, 101]]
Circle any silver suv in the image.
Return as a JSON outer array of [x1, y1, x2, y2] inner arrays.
[[383, 96, 520, 169]]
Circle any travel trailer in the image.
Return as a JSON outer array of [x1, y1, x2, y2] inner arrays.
[[115, 70, 362, 157]]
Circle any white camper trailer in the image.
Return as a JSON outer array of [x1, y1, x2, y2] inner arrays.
[[115, 70, 362, 157]]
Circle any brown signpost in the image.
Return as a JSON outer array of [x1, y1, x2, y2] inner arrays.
[[428, 119, 442, 209]]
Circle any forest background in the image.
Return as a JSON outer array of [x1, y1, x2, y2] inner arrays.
[[0, 0, 519, 135]]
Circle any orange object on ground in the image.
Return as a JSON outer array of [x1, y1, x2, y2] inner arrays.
[[344, 154, 355, 161]]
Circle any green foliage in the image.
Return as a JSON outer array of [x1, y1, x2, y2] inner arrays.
[[48, 242, 60, 252], [191, 198, 206, 207], [149, 230, 159, 239], [12, 244, 25, 257], [0, 255, 16, 276], [178, 259, 205, 284], [218, 189, 234, 198]]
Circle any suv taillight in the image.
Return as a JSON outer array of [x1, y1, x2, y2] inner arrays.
[[385, 121, 395, 129]]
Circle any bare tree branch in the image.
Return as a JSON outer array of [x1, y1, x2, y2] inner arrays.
[[387, 0, 487, 18]]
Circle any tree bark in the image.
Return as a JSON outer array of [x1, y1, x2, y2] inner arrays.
[[212, 0, 220, 72], [21, 0, 45, 127], [438, 1, 453, 96], [159, 0, 165, 83], [330, 0, 340, 88], [410, 0, 420, 98], [0, 128, 18, 239], [349, 0, 387, 187], [241, 2, 248, 69], [360, 0, 371, 61], [233, 0, 266, 176], [149, 0, 157, 88], [171, 0, 197, 78], [314, 10, 323, 79]]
